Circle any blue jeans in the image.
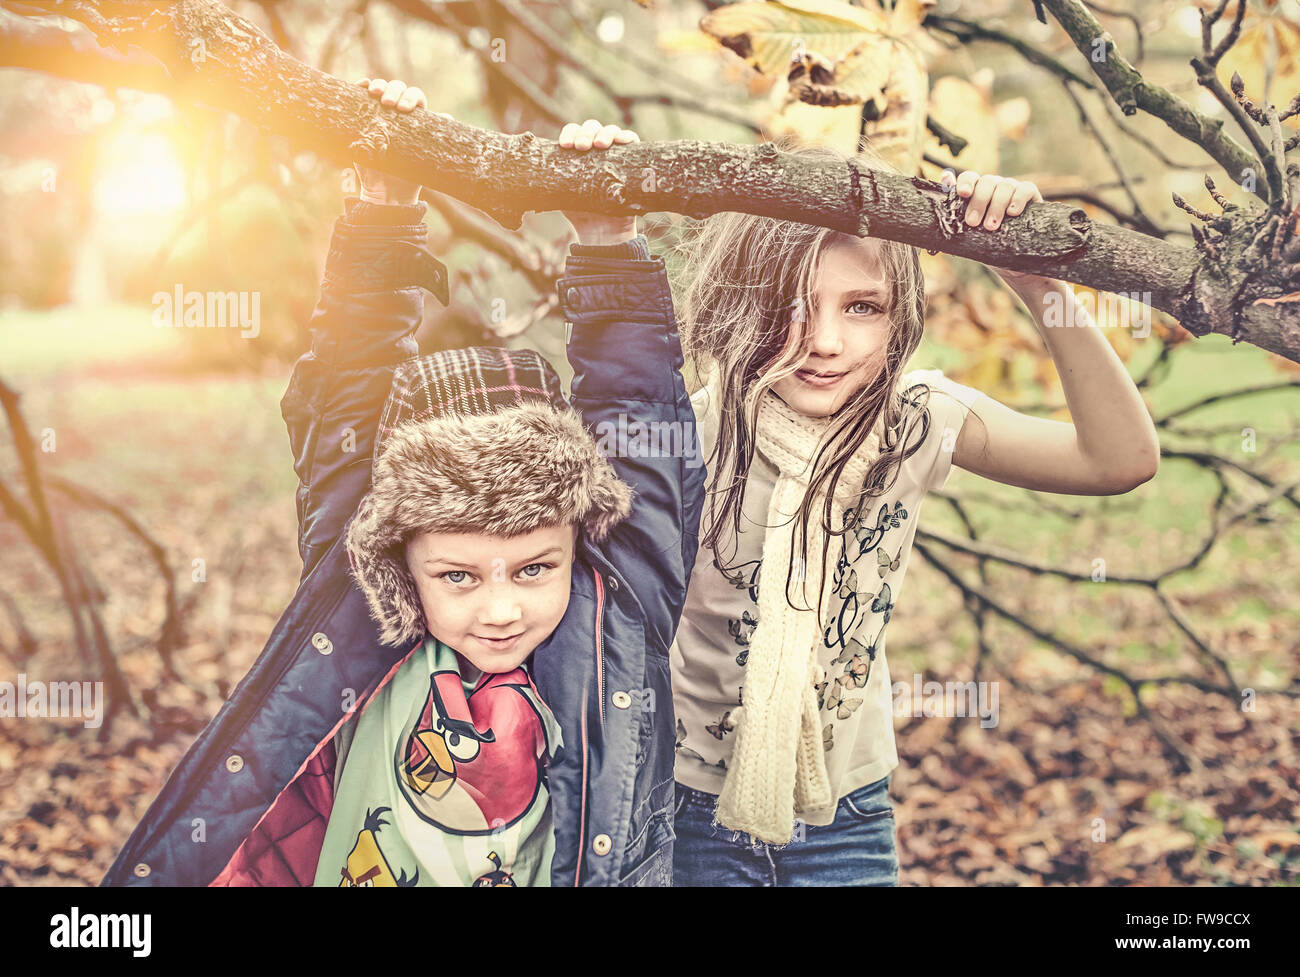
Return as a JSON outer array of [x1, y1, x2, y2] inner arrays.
[[671, 774, 899, 886]]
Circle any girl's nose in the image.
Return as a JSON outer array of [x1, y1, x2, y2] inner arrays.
[[809, 313, 843, 358]]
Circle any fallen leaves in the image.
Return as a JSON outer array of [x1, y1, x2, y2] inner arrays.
[[895, 668, 1300, 886]]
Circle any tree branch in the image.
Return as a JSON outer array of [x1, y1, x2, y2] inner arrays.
[[1037, 0, 1268, 204], [8, 0, 1299, 361]]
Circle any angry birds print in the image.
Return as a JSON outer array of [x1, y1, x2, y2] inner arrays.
[[471, 851, 516, 887], [394, 668, 551, 835], [338, 808, 420, 887]]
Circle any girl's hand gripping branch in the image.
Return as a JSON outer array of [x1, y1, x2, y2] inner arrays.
[[942, 168, 1047, 292], [935, 168, 1160, 495]]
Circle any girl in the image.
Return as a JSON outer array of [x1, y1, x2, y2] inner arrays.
[[102, 88, 701, 887], [664, 140, 1162, 886]]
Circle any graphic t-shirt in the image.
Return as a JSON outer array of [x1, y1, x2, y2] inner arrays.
[[314, 635, 563, 886], [670, 368, 983, 825]]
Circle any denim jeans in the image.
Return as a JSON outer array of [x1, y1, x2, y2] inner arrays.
[[671, 774, 899, 886]]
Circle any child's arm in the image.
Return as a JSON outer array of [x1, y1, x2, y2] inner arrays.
[[280, 78, 448, 580], [938, 170, 1161, 496], [554, 120, 706, 655]]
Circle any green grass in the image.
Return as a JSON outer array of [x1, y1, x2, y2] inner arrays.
[[890, 330, 1298, 680], [0, 303, 191, 378], [922, 332, 1298, 585]]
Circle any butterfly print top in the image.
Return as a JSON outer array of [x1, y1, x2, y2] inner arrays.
[[669, 369, 983, 826]]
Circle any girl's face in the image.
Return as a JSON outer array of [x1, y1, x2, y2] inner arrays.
[[405, 523, 577, 674], [770, 236, 892, 418]]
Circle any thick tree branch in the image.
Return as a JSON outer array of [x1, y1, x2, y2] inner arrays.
[[0, 5, 171, 88], [9, 0, 1299, 361]]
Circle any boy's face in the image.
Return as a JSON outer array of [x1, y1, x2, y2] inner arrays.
[[770, 235, 892, 418], [405, 523, 577, 674]]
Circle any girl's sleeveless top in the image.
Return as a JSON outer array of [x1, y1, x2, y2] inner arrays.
[[670, 368, 983, 825]]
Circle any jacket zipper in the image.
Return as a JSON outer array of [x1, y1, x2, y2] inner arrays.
[[574, 684, 589, 887], [593, 567, 607, 728], [575, 565, 608, 886]]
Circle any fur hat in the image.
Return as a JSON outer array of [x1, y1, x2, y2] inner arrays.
[[346, 347, 633, 648]]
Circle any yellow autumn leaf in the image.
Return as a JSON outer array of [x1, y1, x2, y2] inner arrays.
[[764, 0, 890, 35], [925, 74, 999, 175], [701, 0, 889, 84], [1218, 15, 1300, 127], [883, 0, 937, 35], [768, 100, 863, 155], [859, 41, 929, 172], [794, 35, 895, 108]]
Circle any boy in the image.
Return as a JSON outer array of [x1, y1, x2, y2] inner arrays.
[[102, 82, 703, 887]]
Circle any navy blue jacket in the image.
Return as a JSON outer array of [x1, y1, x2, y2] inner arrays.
[[101, 197, 703, 886]]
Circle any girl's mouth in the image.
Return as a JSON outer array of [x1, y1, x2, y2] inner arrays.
[[795, 368, 846, 389]]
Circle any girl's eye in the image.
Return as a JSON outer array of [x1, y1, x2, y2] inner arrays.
[[847, 300, 883, 315], [519, 563, 553, 579], [441, 570, 472, 585]]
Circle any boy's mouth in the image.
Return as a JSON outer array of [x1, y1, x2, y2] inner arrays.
[[473, 632, 525, 651], [795, 368, 846, 389]]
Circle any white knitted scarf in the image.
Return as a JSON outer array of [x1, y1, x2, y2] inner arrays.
[[713, 386, 889, 844]]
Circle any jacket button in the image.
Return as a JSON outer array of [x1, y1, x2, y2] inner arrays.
[[133, 863, 151, 878], [565, 287, 580, 308], [311, 632, 333, 655], [592, 833, 612, 856], [226, 754, 244, 773], [607, 575, 619, 592], [612, 691, 632, 710]]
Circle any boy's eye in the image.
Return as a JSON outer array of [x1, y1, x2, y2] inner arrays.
[[519, 563, 553, 579]]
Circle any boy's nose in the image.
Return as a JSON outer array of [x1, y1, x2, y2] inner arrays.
[[478, 588, 523, 627]]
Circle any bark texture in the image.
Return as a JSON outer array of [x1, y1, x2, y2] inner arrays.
[[8, 0, 1299, 361]]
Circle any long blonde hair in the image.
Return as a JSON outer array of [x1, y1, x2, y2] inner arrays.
[[670, 141, 937, 617]]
